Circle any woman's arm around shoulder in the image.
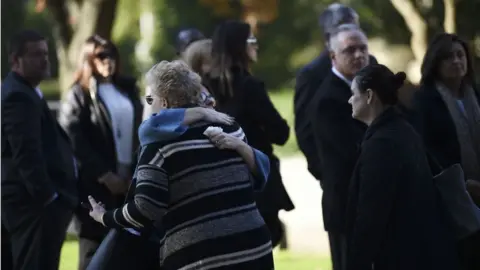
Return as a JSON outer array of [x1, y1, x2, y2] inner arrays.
[[139, 107, 234, 145]]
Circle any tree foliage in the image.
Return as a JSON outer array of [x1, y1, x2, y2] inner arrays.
[[9, 0, 479, 92], [1, 0, 26, 79], [37, 0, 118, 94]]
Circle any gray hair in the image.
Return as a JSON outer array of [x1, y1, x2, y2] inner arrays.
[[145, 60, 203, 107], [318, 3, 359, 40], [328, 24, 366, 52]]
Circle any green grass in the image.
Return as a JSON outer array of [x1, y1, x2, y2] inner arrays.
[[268, 89, 299, 157], [60, 238, 79, 270], [39, 79, 61, 100], [274, 250, 331, 270], [59, 238, 331, 270], [40, 79, 300, 157]]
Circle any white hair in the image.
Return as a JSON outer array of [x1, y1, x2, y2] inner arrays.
[[328, 24, 366, 53], [145, 60, 202, 107]]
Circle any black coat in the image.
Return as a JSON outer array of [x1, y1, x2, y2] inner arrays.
[[207, 66, 294, 233], [294, 51, 377, 180], [58, 75, 143, 241], [346, 108, 458, 270], [1, 72, 78, 209], [412, 82, 480, 175], [310, 71, 367, 233]]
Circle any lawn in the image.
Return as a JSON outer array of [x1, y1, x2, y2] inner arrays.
[[59, 237, 331, 270], [40, 80, 300, 158]]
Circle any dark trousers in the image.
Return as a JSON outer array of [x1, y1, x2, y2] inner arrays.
[[82, 230, 161, 270], [105, 231, 161, 270], [2, 198, 73, 270], [458, 230, 480, 270], [2, 223, 13, 270], [328, 232, 347, 270]]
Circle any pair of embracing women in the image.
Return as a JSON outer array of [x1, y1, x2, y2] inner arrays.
[[87, 60, 275, 270]]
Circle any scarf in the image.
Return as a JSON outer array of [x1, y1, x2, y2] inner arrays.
[[436, 82, 480, 181]]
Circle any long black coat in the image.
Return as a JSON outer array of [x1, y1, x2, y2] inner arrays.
[[58, 75, 143, 241], [346, 108, 458, 270], [412, 83, 480, 270], [310, 71, 367, 233], [412, 82, 480, 175], [207, 66, 294, 246]]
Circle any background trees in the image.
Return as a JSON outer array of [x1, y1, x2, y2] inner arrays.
[[2, 0, 478, 93]]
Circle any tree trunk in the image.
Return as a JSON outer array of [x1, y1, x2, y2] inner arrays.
[[390, 0, 428, 83], [135, 0, 156, 73], [443, 0, 456, 33], [45, 0, 118, 97]]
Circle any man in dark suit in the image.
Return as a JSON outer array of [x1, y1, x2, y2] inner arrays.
[[310, 24, 370, 270], [294, 3, 376, 180], [1, 30, 78, 270]]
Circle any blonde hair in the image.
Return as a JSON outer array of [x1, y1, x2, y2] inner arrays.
[[145, 60, 203, 108], [183, 39, 212, 77]]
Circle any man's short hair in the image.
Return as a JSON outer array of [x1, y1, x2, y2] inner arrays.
[[318, 3, 359, 41], [328, 24, 364, 53], [145, 60, 203, 107], [8, 30, 46, 59]]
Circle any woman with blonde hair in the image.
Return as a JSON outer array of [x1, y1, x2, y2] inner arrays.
[[183, 39, 216, 108], [58, 35, 148, 269], [183, 39, 212, 79]]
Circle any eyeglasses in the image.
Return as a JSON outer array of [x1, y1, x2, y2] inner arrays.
[[145, 95, 153, 105], [247, 37, 258, 45], [200, 91, 214, 101]]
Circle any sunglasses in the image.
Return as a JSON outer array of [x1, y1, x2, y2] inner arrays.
[[247, 37, 258, 45], [96, 51, 114, 60], [145, 95, 153, 105]]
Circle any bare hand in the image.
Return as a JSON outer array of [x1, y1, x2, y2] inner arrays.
[[201, 108, 234, 125], [209, 132, 244, 150], [98, 172, 129, 195], [88, 196, 106, 225]]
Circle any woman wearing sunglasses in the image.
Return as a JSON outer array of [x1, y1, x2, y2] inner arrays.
[[206, 20, 293, 248], [58, 35, 147, 270]]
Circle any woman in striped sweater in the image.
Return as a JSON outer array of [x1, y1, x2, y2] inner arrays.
[[88, 60, 275, 270]]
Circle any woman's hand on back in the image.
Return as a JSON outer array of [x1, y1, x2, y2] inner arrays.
[[198, 108, 234, 125], [208, 132, 244, 151], [184, 107, 234, 126]]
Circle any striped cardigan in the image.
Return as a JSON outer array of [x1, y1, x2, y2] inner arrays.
[[102, 121, 274, 270]]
